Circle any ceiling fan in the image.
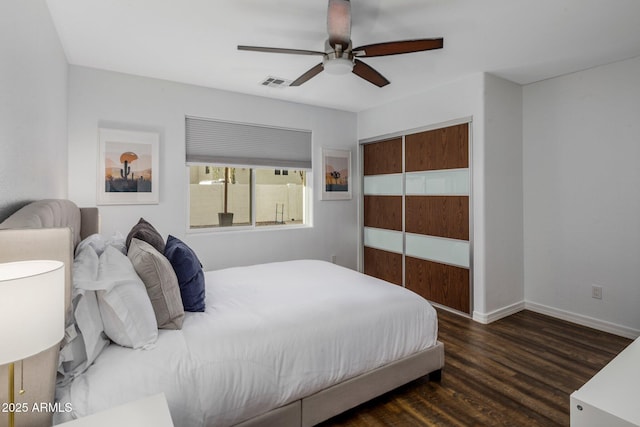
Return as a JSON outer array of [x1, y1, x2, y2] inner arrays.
[[238, 0, 443, 87]]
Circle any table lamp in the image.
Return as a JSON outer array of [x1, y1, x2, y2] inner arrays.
[[0, 260, 65, 427]]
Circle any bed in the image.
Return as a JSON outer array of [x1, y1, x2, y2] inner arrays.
[[0, 199, 444, 427]]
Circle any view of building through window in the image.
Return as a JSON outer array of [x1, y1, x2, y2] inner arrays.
[[189, 166, 306, 229]]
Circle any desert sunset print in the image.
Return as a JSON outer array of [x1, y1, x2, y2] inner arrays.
[[104, 140, 152, 192]]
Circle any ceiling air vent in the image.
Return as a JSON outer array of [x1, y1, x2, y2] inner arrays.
[[260, 76, 291, 88]]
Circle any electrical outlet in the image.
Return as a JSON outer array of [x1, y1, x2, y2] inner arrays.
[[331, 255, 337, 264], [592, 285, 603, 300]]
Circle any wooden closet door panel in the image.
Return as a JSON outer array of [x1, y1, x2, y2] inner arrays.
[[363, 137, 403, 286], [404, 122, 471, 314], [364, 196, 403, 231], [405, 195, 469, 240], [405, 257, 470, 313], [364, 247, 403, 286], [405, 123, 468, 172], [363, 138, 403, 175]]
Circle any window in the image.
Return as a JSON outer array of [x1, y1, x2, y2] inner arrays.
[[185, 116, 312, 230], [255, 169, 306, 226], [189, 166, 307, 229]]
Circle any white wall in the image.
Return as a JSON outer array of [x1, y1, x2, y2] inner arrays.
[[482, 74, 524, 318], [523, 57, 640, 337], [67, 66, 358, 270], [0, 0, 68, 221]]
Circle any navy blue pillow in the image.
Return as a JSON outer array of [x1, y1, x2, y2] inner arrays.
[[164, 235, 205, 312]]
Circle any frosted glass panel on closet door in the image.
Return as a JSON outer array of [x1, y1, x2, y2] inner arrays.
[[405, 233, 469, 268], [363, 174, 403, 195], [364, 227, 403, 254], [406, 169, 469, 195]]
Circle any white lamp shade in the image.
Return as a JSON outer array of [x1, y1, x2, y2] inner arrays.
[[0, 260, 65, 365]]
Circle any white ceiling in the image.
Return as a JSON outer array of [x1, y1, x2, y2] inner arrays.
[[46, 0, 640, 112]]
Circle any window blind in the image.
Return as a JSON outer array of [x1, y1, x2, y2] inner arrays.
[[186, 116, 312, 169]]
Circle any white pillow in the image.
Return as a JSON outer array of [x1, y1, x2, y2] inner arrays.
[[73, 247, 109, 363], [73, 243, 99, 282], [75, 232, 128, 258], [59, 246, 109, 385], [75, 233, 106, 258], [105, 231, 127, 255], [96, 246, 158, 349]]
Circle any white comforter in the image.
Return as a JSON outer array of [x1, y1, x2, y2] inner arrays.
[[57, 260, 438, 426]]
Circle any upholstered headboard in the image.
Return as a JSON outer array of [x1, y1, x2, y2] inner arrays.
[[0, 199, 99, 246], [0, 199, 99, 314], [0, 199, 100, 427]]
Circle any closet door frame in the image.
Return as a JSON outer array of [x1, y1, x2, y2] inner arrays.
[[358, 117, 474, 316]]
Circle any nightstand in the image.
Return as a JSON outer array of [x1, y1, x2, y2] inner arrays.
[[59, 393, 174, 427]]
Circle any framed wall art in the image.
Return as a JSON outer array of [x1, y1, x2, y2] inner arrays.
[[97, 128, 159, 205], [321, 148, 351, 200]]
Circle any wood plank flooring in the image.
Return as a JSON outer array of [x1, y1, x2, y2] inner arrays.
[[319, 309, 632, 427]]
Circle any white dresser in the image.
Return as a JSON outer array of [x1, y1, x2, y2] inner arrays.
[[570, 337, 640, 427]]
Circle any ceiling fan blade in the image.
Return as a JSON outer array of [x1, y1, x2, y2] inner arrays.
[[238, 46, 325, 56], [352, 59, 389, 87], [290, 63, 324, 86], [327, 0, 351, 48], [352, 38, 443, 57]]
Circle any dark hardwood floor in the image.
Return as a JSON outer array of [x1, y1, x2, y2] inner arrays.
[[320, 309, 632, 427]]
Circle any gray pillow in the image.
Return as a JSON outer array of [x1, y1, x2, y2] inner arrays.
[[125, 218, 165, 253], [128, 238, 185, 330]]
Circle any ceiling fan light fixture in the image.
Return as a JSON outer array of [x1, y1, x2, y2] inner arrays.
[[323, 57, 354, 75]]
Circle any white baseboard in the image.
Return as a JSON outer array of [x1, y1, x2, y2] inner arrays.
[[471, 301, 639, 339], [472, 301, 525, 324], [524, 301, 640, 340]]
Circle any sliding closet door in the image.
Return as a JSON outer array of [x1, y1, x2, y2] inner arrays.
[[362, 138, 403, 285], [361, 122, 472, 314], [404, 123, 471, 313]]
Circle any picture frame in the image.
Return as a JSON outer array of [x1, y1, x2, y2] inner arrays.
[[321, 148, 352, 200], [97, 128, 159, 205]]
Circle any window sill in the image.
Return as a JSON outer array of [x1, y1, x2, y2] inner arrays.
[[186, 223, 313, 235]]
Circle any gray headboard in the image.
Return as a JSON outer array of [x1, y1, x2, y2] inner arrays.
[[0, 199, 99, 246], [0, 199, 100, 427], [0, 199, 100, 314]]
